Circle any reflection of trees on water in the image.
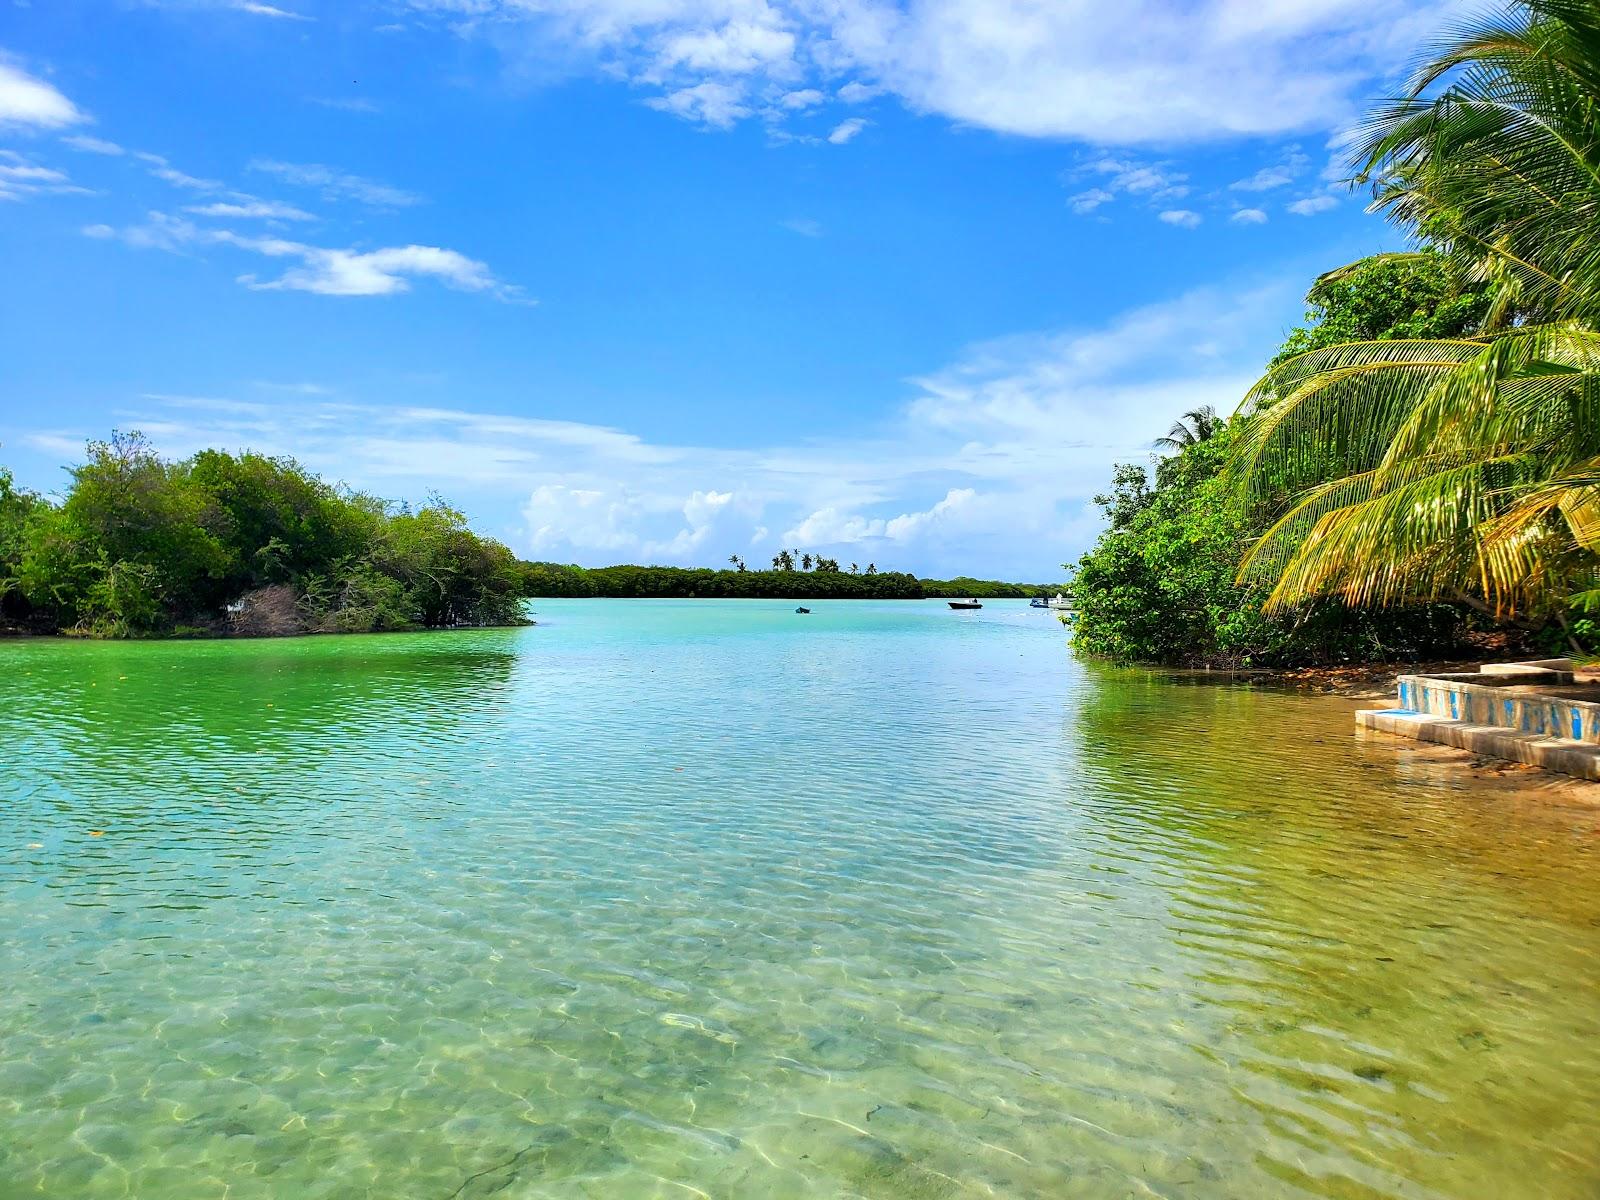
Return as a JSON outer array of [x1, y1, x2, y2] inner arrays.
[[0, 632, 524, 890], [1065, 665, 1600, 1198]]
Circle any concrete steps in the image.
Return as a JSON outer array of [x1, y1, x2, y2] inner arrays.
[[1357, 707, 1600, 781]]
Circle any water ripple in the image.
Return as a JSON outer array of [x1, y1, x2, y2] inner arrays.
[[1, 600, 1598, 1198]]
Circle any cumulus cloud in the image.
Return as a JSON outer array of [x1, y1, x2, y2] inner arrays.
[[0, 61, 85, 130], [645, 81, 750, 128], [401, 0, 1450, 143], [1158, 209, 1201, 228], [1287, 194, 1340, 215], [779, 88, 823, 109], [1230, 207, 1268, 224], [16, 278, 1301, 576]]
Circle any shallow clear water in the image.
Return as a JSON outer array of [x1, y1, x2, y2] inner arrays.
[[2, 599, 1599, 1199]]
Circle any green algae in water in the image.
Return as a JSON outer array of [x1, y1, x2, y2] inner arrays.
[[2, 599, 1599, 1199]]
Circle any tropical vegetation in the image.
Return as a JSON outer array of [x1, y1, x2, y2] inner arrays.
[[1074, 0, 1600, 665], [0, 433, 531, 637], [1232, 0, 1600, 629]]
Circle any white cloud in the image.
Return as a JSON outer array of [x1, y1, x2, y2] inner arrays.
[[0, 61, 85, 130], [16, 278, 1300, 577], [1287, 193, 1339, 215], [1068, 157, 1188, 216], [240, 243, 518, 298], [183, 200, 315, 221], [146, 0, 313, 16], [779, 87, 823, 109], [1231, 207, 1268, 224], [231, 1, 312, 17], [0, 150, 90, 202], [780, 217, 823, 237], [827, 117, 868, 144], [785, 507, 885, 545], [61, 135, 124, 155], [884, 487, 976, 541], [1158, 209, 1201, 228], [88, 211, 524, 300], [654, 19, 794, 75], [645, 81, 750, 128], [1094, 158, 1188, 197], [402, 0, 1449, 143], [81, 223, 116, 238], [248, 159, 423, 207], [136, 152, 222, 191], [524, 484, 644, 553], [1068, 188, 1114, 214]]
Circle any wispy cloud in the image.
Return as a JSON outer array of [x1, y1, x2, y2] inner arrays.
[[0, 150, 91, 202], [827, 117, 867, 145], [136, 151, 222, 191], [19, 279, 1296, 575], [248, 158, 423, 207], [61, 134, 124, 156], [183, 199, 315, 221], [1158, 209, 1201, 229], [780, 217, 823, 238], [86, 211, 525, 301]]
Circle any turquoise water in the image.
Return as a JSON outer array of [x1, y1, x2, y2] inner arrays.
[[2, 599, 1599, 1198]]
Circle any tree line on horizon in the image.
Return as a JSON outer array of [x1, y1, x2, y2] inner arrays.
[[520, 562, 1056, 600], [0, 436, 1058, 636], [1071, 0, 1600, 667]]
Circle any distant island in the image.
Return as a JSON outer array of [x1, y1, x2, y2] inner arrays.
[[522, 562, 1059, 601], [0, 435, 1061, 638]]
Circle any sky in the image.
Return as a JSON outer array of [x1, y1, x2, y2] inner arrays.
[[0, 0, 1463, 579]]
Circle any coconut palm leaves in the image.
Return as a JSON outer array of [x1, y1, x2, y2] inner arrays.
[[1233, 324, 1600, 613], [1154, 406, 1221, 450], [1232, 1, 1600, 617], [1355, 0, 1600, 321]]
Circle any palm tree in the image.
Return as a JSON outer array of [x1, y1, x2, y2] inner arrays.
[[1154, 406, 1221, 450], [1229, 0, 1600, 618]]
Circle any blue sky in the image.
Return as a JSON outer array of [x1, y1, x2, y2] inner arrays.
[[0, 0, 1459, 578]]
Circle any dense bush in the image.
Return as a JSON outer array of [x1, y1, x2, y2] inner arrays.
[[1069, 426, 1467, 667], [1068, 253, 1494, 667], [2, 433, 531, 637], [920, 577, 1060, 599]]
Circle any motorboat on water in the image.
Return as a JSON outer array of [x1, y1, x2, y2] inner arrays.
[[795, 606, 810, 614], [947, 599, 982, 610]]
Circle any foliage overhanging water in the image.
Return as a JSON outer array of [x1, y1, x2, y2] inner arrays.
[[2, 599, 1597, 1199]]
